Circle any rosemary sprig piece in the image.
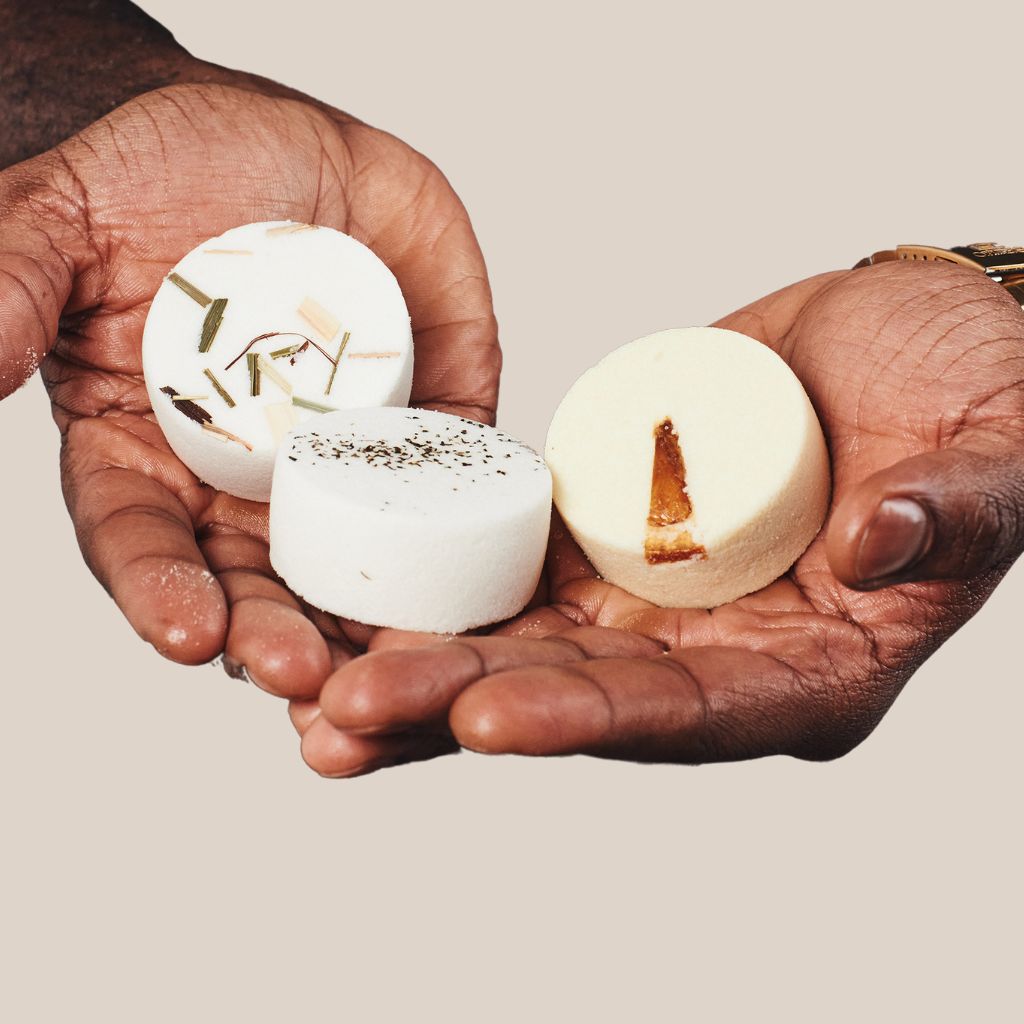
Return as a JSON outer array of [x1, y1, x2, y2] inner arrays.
[[203, 368, 236, 408], [325, 331, 351, 395], [166, 272, 212, 307], [199, 298, 228, 353], [292, 396, 337, 414]]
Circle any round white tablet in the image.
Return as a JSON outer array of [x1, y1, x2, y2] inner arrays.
[[545, 327, 830, 608], [142, 221, 414, 501], [269, 408, 552, 633]]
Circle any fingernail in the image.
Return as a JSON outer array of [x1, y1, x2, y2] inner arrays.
[[855, 497, 933, 585]]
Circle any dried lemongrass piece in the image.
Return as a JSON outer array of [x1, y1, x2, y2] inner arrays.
[[166, 272, 212, 307], [292, 395, 337, 414], [270, 343, 305, 360], [257, 354, 292, 396], [297, 296, 340, 342], [172, 394, 210, 402], [203, 249, 254, 255], [202, 422, 253, 451], [247, 352, 262, 397], [325, 331, 351, 395], [347, 351, 401, 359], [203, 368, 236, 408], [266, 223, 318, 236], [199, 298, 228, 354], [264, 401, 299, 444]]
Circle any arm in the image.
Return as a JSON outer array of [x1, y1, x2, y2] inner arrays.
[[0, 0, 308, 168]]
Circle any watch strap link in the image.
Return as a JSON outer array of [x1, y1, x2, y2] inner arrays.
[[856, 243, 1024, 306]]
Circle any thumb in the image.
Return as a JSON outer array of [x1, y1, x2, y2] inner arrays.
[[0, 160, 86, 399], [827, 443, 1024, 588]]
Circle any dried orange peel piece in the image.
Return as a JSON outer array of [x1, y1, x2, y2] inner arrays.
[[644, 418, 706, 564]]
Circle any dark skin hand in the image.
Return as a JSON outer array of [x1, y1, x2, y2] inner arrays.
[[298, 262, 1024, 776], [0, 82, 499, 722], [4, 5, 1020, 775]]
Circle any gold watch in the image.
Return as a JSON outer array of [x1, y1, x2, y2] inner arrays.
[[855, 243, 1024, 306]]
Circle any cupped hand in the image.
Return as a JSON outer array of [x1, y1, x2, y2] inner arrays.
[[0, 82, 499, 696], [302, 261, 1024, 775]]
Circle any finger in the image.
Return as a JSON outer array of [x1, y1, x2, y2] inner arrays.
[[546, 511, 597, 591], [450, 646, 853, 762], [0, 159, 94, 398], [61, 415, 228, 664], [319, 628, 664, 735], [343, 130, 500, 424], [288, 699, 320, 736], [200, 524, 333, 699], [366, 629, 453, 653], [490, 604, 584, 639], [300, 715, 460, 778], [827, 442, 1024, 589], [712, 271, 847, 351]]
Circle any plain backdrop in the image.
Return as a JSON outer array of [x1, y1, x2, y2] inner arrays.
[[2, 2, 1021, 1020]]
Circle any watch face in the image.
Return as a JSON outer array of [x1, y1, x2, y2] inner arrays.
[[951, 243, 1024, 276]]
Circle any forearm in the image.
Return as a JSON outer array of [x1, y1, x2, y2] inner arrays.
[[0, 1, 200, 166], [0, 1, 336, 168]]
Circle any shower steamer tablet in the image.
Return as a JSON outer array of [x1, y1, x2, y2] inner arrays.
[[142, 221, 413, 501], [546, 327, 830, 608], [270, 408, 552, 633]]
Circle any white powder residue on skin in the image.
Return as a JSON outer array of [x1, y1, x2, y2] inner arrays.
[[137, 564, 224, 651], [0, 345, 42, 398]]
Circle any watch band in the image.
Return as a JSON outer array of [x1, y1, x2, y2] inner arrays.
[[855, 243, 1024, 306]]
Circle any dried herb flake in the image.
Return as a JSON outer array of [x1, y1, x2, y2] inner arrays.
[[160, 385, 212, 425], [166, 273, 212, 307]]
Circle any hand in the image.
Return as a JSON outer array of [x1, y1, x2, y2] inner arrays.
[[0, 82, 499, 699], [299, 261, 1024, 775]]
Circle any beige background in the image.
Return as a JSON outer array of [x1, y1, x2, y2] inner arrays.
[[2, 1, 1021, 1020]]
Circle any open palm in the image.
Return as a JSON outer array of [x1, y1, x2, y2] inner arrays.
[[302, 261, 1024, 775], [0, 82, 499, 694]]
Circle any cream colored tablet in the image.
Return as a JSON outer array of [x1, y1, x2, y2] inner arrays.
[[545, 327, 830, 608]]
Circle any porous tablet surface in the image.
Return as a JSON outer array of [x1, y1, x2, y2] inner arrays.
[[143, 221, 413, 501], [545, 327, 830, 608], [269, 408, 552, 633]]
